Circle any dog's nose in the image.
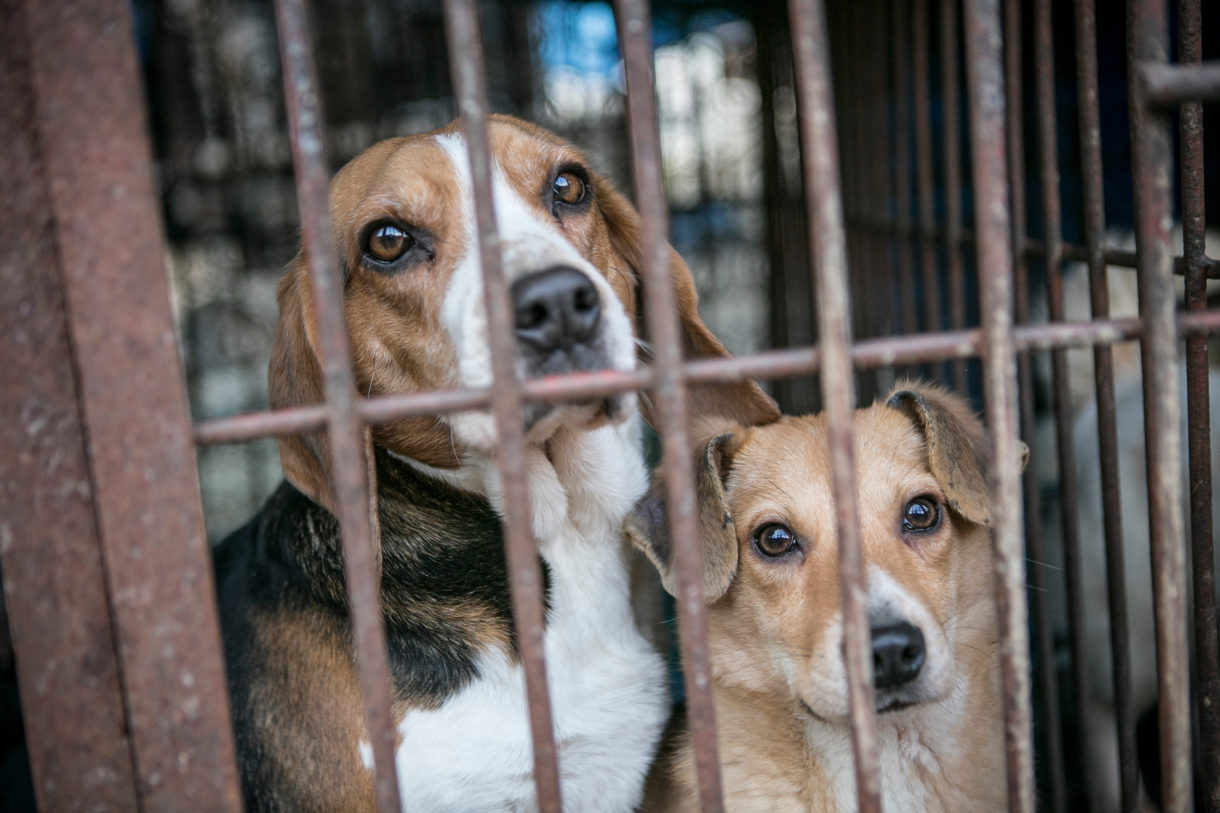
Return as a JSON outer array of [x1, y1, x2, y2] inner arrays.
[[511, 267, 601, 353], [871, 621, 925, 689]]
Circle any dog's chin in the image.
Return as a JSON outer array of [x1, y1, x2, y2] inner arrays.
[[446, 392, 637, 454], [523, 392, 636, 441], [798, 683, 941, 725]]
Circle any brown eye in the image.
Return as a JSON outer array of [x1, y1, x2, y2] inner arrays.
[[902, 496, 941, 533], [366, 223, 414, 264], [552, 171, 587, 207], [753, 523, 798, 558]]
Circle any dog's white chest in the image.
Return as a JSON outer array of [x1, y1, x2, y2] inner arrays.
[[385, 423, 667, 812], [390, 603, 667, 812]]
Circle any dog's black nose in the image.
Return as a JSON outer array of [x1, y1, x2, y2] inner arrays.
[[511, 267, 601, 353], [871, 621, 926, 689]]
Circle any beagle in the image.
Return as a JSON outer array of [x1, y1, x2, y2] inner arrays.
[[632, 382, 1022, 812], [212, 115, 779, 812]]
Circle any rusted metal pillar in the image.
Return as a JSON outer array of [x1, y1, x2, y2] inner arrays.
[[0, 0, 242, 809], [964, 0, 1035, 810]]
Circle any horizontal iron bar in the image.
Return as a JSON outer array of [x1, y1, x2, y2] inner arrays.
[[1141, 60, 1220, 106], [191, 310, 1220, 448]]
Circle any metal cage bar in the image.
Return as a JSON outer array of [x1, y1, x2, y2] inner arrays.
[[615, 1, 726, 809], [965, 0, 1036, 810], [1177, 0, 1220, 806], [271, 0, 402, 809], [1129, 0, 1193, 809], [789, 1, 881, 811], [1, 0, 244, 809], [442, 1, 564, 809]]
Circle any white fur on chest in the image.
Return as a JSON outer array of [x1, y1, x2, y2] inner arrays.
[[385, 420, 668, 812]]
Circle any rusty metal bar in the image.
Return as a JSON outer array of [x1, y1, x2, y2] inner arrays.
[[1073, 0, 1139, 807], [1004, 0, 1070, 805], [1034, 7, 1093, 812], [850, 216, 1220, 278], [892, 2, 918, 340], [442, 2, 563, 809], [190, 308, 1220, 448], [790, 1, 881, 810], [13, 0, 244, 807], [940, 0, 969, 390], [1128, 0, 1192, 808], [271, 0, 401, 809], [913, 0, 943, 347], [1177, 0, 1219, 808], [614, 1, 724, 809], [964, 0, 1035, 810], [0, 3, 141, 806], [1140, 61, 1220, 106]]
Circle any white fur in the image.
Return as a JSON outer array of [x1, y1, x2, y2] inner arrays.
[[363, 133, 667, 812], [434, 132, 637, 451], [390, 417, 667, 813]]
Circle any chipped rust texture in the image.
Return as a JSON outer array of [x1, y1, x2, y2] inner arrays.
[[614, 0, 726, 809], [940, 0, 969, 392], [1073, 0, 1139, 807], [2, 0, 243, 808], [891, 2, 919, 340], [442, 1, 564, 809], [1005, 0, 1069, 806], [964, 0, 1035, 810], [0, 2, 142, 809], [1033, 5, 1092, 811], [271, 0, 402, 809], [1128, 0, 1193, 809], [1177, 0, 1220, 807], [789, 1, 881, 811]]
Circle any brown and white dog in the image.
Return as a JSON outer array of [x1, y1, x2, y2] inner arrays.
[[632, 383, 1020, 812], [212, 116, 778, 812]]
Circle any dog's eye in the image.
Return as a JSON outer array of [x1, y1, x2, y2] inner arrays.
[[366, 223, 414, 264], [753, 523, 799, 558], [551, 171, 588, 208], [902, 496, 942, 533]]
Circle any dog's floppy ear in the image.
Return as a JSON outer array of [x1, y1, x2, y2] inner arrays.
[[626, 431, 742, 602], [594, 175, 780, 428], [268, 257, 368, 514], [885, 382, 1027, 527]]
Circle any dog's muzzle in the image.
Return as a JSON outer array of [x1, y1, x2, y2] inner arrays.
[[512, 266, 602, 363]]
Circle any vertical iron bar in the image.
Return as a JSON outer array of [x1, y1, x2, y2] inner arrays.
[[1128, 0, 1192, 808], [16, 0, 244, 806], [442, 2, 563, 810], [1178, 0, 1220, 806], [964, 1, 1035, 810], [790, 2, 882, 812], [913, 0, 943, 345], [893, 3, 919, 341], [1034, 6, 1092, 812], [614, 1, 724, 810], [941, 0, 969, 390], [272, 1, 401, 810], [0, 3, 141, 805], [1005, 1, 1069, 805], [1074, 0, 1139, 807]]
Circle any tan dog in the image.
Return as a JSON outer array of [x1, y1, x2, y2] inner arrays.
[[632, 383, 1019, 812], [213, 116, 778, 812]]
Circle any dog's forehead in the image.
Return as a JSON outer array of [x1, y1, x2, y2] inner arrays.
[[727, 408, 934, 518]]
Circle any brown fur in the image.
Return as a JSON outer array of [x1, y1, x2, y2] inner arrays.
[[634, 383, 1024, 812], [270, 116, 779, 513]]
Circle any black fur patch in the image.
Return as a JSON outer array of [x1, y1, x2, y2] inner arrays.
[[214, 449, 550, 711]]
